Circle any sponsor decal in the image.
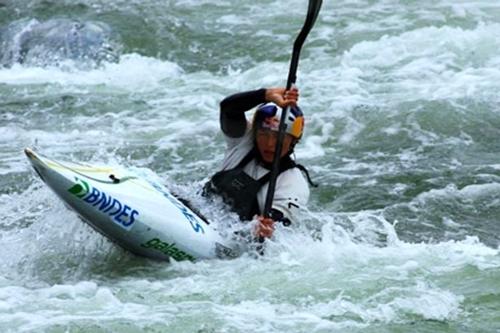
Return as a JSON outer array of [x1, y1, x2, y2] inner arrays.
[[262, 116, 280, 131], [148, 181, 205, 234], [141, 238, 196, 261], [68, 177, 139, 230]]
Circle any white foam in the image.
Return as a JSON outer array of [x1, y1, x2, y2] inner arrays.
[[339, 23, 500, 102], [2, 1, 500, 331], [0, 53, 183, 91]]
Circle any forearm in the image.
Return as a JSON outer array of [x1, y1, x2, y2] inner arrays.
[[220, 88, 267, 137]]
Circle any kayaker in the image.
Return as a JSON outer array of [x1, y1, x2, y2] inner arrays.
[[204, 87, 316, 239]]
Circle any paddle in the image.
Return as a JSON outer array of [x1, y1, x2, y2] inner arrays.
[[263, 0, 323, 218]]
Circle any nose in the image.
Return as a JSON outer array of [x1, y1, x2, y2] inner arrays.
[[265, 134, 277, 148]]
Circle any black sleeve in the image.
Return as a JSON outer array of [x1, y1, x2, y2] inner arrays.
[[220, 88, 267, 138]]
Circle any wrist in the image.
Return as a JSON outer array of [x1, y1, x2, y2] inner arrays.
[[264, 87, 278, 102], [264, 88, 271, 102]]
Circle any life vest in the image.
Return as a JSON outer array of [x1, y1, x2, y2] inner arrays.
[[203, 147, 297, 221]]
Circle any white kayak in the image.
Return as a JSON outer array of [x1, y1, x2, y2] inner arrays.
[[24, 148, 240, 261]]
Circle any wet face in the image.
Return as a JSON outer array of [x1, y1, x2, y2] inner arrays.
[[255, 129, 295, 163]]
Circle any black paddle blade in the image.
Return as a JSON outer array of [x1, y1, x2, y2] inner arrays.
[[286, 0, 323, 89]]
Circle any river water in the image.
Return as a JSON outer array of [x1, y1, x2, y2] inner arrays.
[[1, 0, 500, 332]]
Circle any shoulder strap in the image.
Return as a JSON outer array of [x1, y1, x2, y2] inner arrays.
[[235, 147, 258, 169], [257, 156, 297, 186], [235, 149, 318, 188], [295, 163, 319, 187]]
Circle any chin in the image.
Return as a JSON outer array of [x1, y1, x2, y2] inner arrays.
[[263, 155, 274, 163]]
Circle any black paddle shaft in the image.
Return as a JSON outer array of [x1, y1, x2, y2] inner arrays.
[[263, 0, 322, 217]]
